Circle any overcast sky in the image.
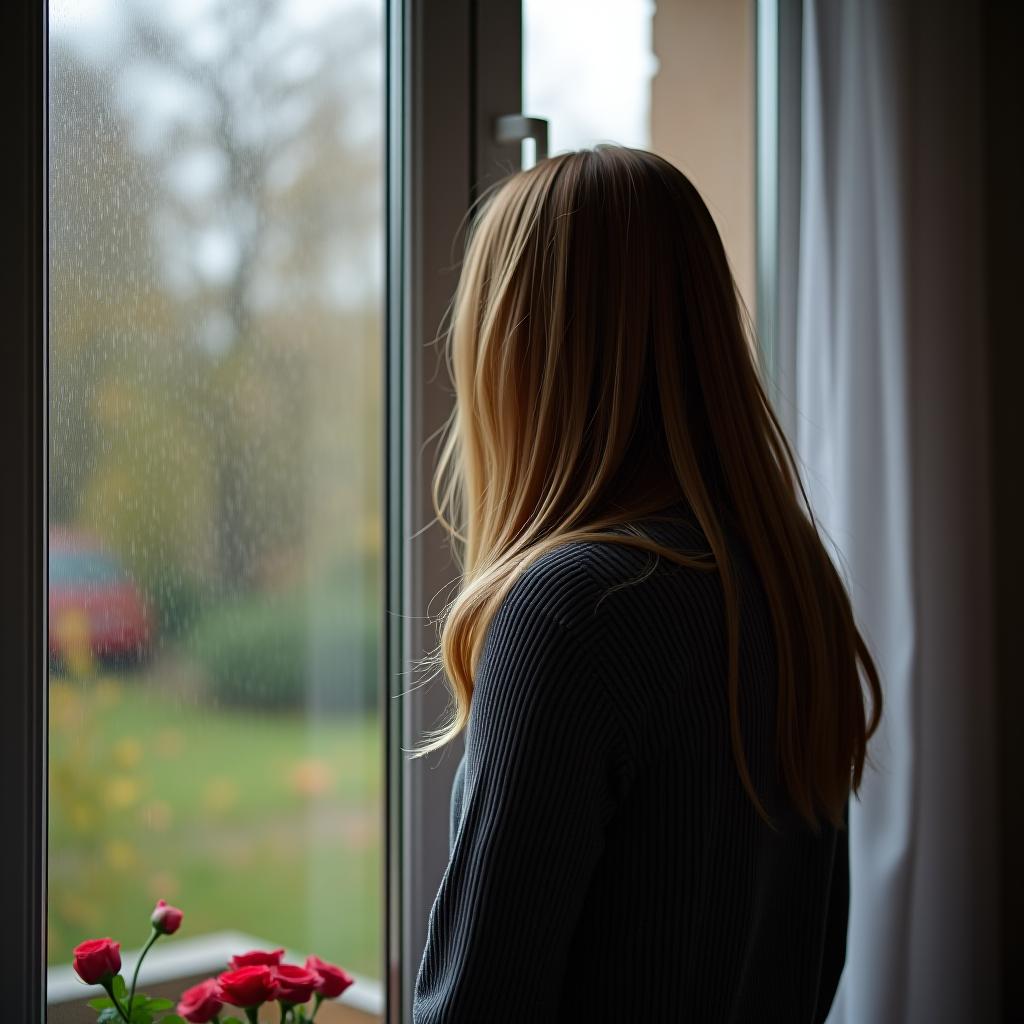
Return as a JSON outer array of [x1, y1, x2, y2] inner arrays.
[[525, 0, 656, 154], [52, 0, 655, 156]]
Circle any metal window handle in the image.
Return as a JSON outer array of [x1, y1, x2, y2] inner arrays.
[[494, 114, 549, 162]]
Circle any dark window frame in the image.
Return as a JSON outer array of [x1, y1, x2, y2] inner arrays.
[[4, 0, 48, 1016]]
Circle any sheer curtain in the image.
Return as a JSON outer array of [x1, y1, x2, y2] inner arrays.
[[781, 2, 999, 1020]]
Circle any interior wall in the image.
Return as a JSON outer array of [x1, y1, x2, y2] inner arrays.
[[650, 0, 756, 317], [984, 2, 1023, 1016]]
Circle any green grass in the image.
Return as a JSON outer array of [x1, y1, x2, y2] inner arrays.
[[48, 672, 382, 978]]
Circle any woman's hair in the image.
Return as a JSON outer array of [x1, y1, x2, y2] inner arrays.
[[414, 145, 881, 830]]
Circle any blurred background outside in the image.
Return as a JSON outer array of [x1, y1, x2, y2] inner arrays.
[[48, 0, 384, 978]]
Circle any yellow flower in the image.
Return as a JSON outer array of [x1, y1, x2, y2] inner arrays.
[[53, 608, 92, 677], [48, 684, 82, 732], [105, 776, 141, 809], [69, 801, 96, 833], [112, 738, 143, 770], [104, 839, 137, 870]]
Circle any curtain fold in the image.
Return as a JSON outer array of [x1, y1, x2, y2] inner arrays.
[[787, 3, 999, 1021]]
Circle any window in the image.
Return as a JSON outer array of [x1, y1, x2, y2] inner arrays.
[[46, 0, 384, 1012], [8, 1, 762, 1017]]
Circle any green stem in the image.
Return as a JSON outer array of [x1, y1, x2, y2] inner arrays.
[[101, 978, 131, 1024], [279, 1004, 288, 1024], [310, 995, 323, 1021], [127, 928, 161, 1018], [244, 1008, 260, 1024]]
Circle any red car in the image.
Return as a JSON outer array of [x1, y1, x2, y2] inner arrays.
[[48, 528, 154, 666]]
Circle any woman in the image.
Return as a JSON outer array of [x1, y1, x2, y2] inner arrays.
[[411, 146, 881, 1023]]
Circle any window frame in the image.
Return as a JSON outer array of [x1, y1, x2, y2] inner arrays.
[[386, 1, 523, 1020], [5, 1, 48, 1017], [12, 0, 779, 1013], [755, 0, 802, 426]]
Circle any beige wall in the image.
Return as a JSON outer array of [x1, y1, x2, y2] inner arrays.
[[651, 0, 756, 317]]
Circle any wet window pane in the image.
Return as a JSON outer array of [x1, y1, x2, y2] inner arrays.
[[47, 0, 383, 996]]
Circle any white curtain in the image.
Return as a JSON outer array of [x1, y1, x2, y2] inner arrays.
[[786, 2, 999, 1021]]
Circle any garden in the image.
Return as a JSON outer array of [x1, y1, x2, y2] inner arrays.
[[49, 663, 382, 979]]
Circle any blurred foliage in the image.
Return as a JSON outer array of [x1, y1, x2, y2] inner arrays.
[[187, 569, 379, 713], [49, 0, 383, 606]]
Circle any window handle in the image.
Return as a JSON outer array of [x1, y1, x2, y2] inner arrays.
[[493, 114, 549, 163]]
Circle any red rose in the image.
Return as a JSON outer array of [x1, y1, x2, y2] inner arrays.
[[176, 979, 223, 1023], [72, 938, 121, 984], [229, 947, 285, 968], [272, 964, 318, 1004], [305, 955, 355, 999], [150, 898, 184, 935], [217, 965, 279, 1007]]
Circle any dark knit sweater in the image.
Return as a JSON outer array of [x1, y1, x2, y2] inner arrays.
[[413, 510, 848, 1023]]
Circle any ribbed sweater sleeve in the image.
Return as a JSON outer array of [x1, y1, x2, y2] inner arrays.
[[412, 567, 630, 1023]]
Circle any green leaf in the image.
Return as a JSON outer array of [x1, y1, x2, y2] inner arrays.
[[97, 1009, 122, 1024], [221, 1018, 245, 1023], [88, 997, 115, 1010], [146, 999, 174, 1011], [112, 975, 129, 999], [129, 1006, 153, 1024], [157, 1017, 186, 1024]]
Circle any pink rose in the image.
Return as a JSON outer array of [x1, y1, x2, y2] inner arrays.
[[72, 938, 121, 984], [305, 955, 355, 999], [150, 898, 184, 935], [272, 964, 318, 1005], [217, 965, 279, 1007], [176, 979, 223, 1023], [229, 947, 285, 968]]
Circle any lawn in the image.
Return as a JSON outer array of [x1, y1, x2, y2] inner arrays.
[[48, 671, 382, 978]]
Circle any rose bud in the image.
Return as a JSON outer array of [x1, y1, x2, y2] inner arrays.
[[217, 965, 279, 1007], [272, 964, 318, 1005], [72, 938, 121, 985], [305, 955, 355, 999], [176, 979, 223, 1023], [150, 898, 184, 935], [229, 947, 285, 968]]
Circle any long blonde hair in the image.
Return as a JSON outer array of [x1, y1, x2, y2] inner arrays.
[[415, 146, 881, 829]]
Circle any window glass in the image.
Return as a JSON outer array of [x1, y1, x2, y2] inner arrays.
[[523, 0, 756, 316], [48, 0, 383, 994], [523, 0, 655, 154]]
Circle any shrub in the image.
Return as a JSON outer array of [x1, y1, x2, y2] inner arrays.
[[146, 567, 208, 642], [187, 586, 378, 713]]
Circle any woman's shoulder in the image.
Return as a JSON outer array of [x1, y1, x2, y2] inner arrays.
[[497, 525, 686, 634], [496, 539, 607, 636]]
